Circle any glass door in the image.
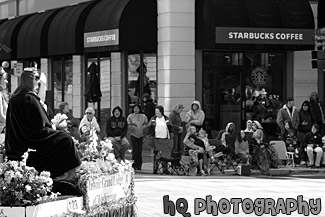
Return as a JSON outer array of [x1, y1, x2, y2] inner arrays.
[[203, 51, 285, 139], [127, 52, 157, 116]]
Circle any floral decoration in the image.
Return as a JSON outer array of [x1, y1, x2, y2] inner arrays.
[[51, 113, 69, 133], [74, 128, 113, 162], [0, 149, 59, 207]]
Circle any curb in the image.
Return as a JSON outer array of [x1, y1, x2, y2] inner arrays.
[[135, 162, 325, 177]]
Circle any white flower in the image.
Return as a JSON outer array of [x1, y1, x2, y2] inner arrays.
[[25, 185, 32, 192]]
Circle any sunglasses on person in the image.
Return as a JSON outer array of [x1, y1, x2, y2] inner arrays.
[[86, 112, 93, 115], [34, 75, 40, 81]]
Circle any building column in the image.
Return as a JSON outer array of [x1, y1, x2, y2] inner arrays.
[[157, 0, 195, 116], [72, 55, 83, 118], [111, 52, 122, 110]]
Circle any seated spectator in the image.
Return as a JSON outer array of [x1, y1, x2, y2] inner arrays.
[[5, 69, 81, 181], [106, 106, 130, 162], [198, 129, 215, 174], [58, 102, 80, 138], [188, 133, 206, 175], [217, 122, 237, 161], [235, 130, 250, 164], [304, 124, 323, 168], [250, 120, 279, 174], [78, 107, 100, 141], [282, 121, 300, 164]]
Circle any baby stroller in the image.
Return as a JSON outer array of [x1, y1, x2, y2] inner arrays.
[[153, 138, 182, 175]]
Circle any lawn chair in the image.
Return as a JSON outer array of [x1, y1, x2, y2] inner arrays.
[[270, 140, 295, 168]]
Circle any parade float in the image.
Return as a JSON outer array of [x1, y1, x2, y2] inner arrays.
[[0, 114, 136, 217]]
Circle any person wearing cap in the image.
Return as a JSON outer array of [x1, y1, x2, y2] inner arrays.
[[0, 69, 8, 133], [5, 69, 81, 181], [185, 100, 205, 131], [106, 106, 129, 162], [79, 107, 100, 140], [276, 97, 299, 139], [169, 103, 185, 158]]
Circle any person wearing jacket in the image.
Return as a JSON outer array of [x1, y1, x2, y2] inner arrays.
[[168, 103, 185, 158], [185, 100, 205, 131], [304, 124, 323, 168], [276, 97, 299, 137], [310, 92, 325, 135], [297, 100, 314, 165], [79, 107, 100, 141], [106, 106, 130, 162]]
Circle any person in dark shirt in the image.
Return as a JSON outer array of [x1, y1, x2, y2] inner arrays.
[[106, 106, 130, 162], [143, 93, 155, 121], [304, 124, 323, 168]]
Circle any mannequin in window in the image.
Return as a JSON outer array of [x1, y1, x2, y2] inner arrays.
[[135, 63, 151, 98]]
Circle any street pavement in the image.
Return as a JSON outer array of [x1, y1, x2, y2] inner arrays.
[[134, 174, 325, 217], [126, 145, 325, 217]]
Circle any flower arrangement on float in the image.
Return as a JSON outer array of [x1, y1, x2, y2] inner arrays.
[[0, 149, 59, 207], [51, 113, 69, 133]]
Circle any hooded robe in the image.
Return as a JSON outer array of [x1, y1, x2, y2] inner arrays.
[[5, 86, 81, 178]]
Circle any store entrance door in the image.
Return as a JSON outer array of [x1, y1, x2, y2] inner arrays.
[[203, 52, 285, 138], [203, 52, 245, 134]]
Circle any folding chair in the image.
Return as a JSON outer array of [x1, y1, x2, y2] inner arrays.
[[208, 138, 237, 174], [270, 140, 295, 168], [154, 138, 181, 175]]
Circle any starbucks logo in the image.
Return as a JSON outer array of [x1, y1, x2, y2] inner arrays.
[[250, 67, 268, 87]]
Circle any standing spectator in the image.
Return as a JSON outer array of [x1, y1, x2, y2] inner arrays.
[[185, 100, 205, 131], [168, 103, 185, 158], [59, 102, 80, 138], [127, 104, 148, 170], [147, 105, 175, 174], [321, 136, 325, 167], [106, 106, 130, 162], [0, 70, 8, 133], [304, 124, 323, 168], [297, 100, 314, 165], [79, 107, 100, 140], [276, 97, 299, 138], [309, 91, 325, 135], [142, 93, 155, 121]]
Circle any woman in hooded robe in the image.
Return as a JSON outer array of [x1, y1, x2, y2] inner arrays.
[[5, 69, 81, 180]]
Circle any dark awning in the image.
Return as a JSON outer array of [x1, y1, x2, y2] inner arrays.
[[196, 0, 315, 50], [84, 0, 157, 52], [47, 1, 97, 56], [0, 15, 30, 61], [17, 10, 59, 59]]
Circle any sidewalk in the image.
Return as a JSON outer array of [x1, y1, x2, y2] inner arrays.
[[125, 143, 325, 177]]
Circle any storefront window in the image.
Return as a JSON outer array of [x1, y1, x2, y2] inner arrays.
[[52, 56, 72, 111], [127, 52, 157, 115], [85, 54, 110, 121], [203, 51, 285, 138]]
